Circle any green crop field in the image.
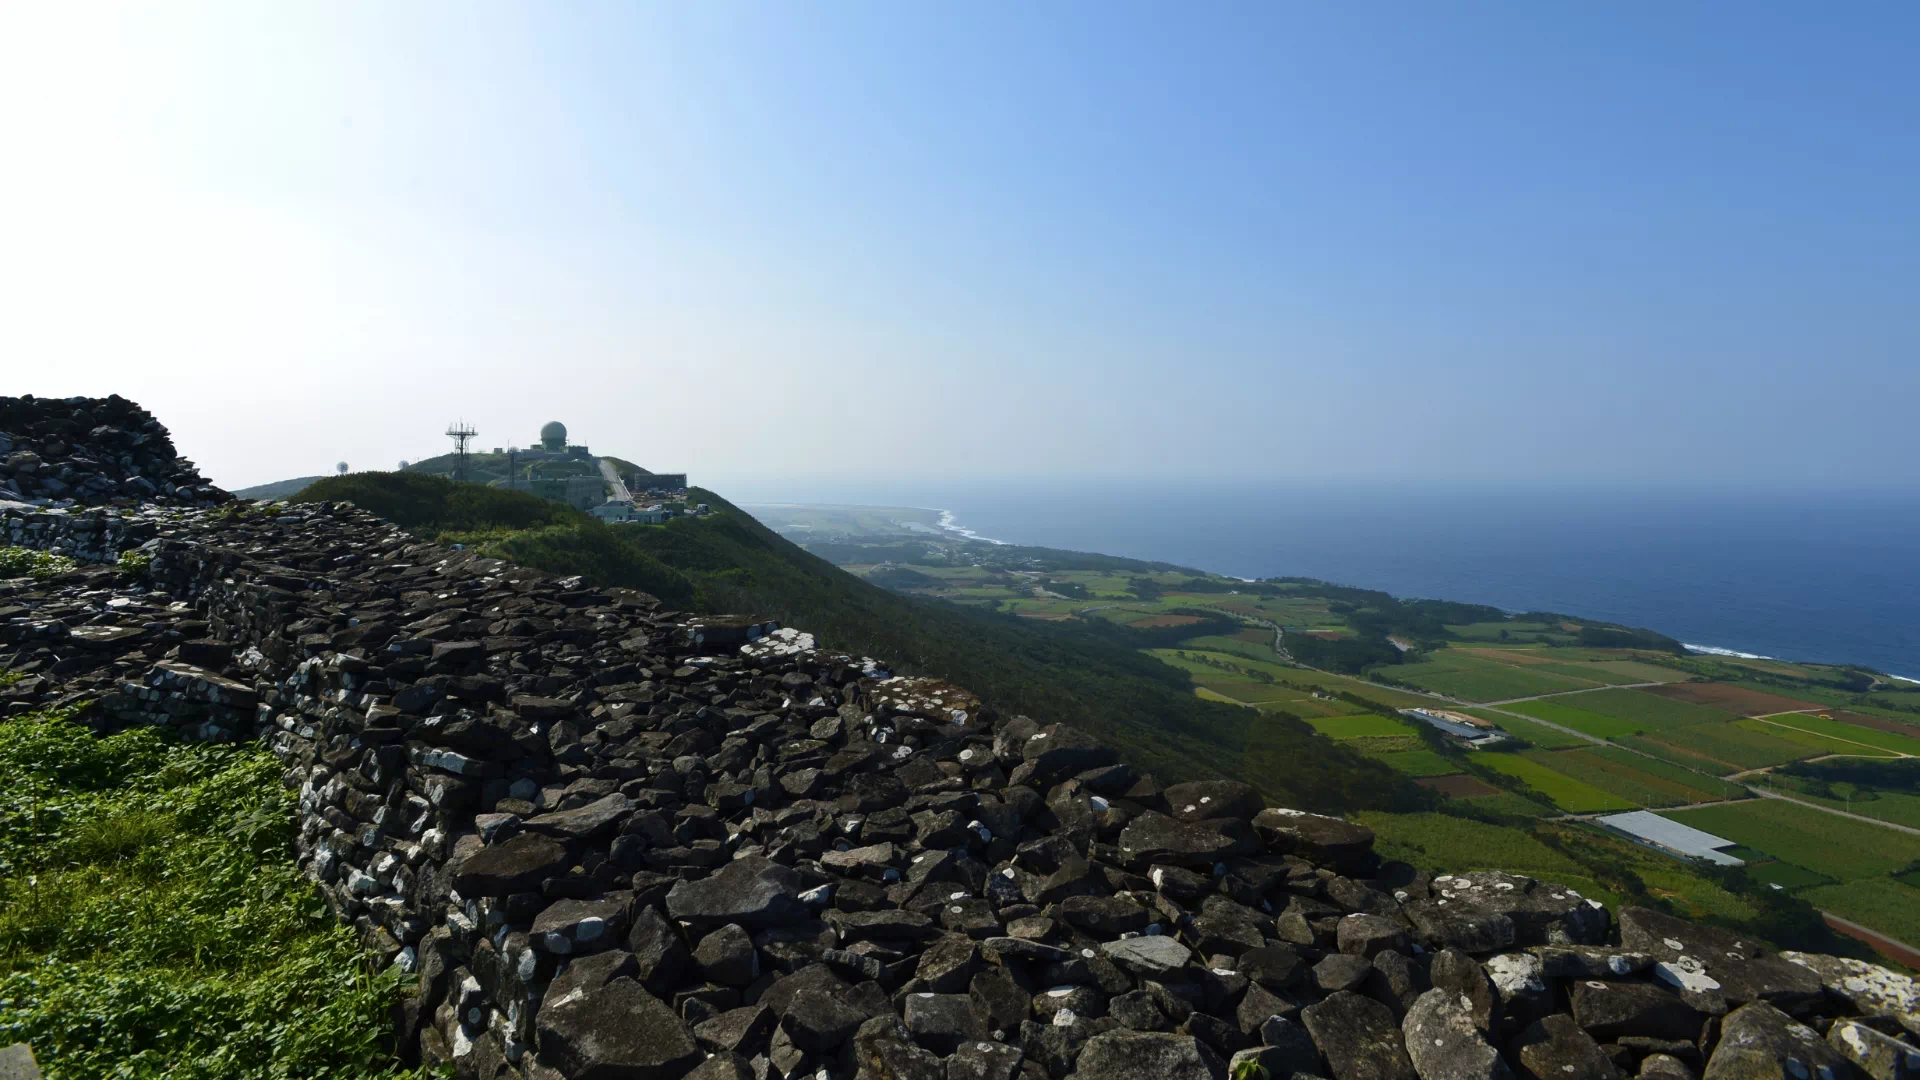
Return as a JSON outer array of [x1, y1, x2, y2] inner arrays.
[[1476, 752, 1636, 812], [1623, 723, 1811, 772], [1387, 652, 1601, 702], [1469, 710, 1590, 749], [1307, 713, 1417, 739], [1766, 782, 1920, 831], [1373, 749, 1459, 777], [1561, 688, 1736, 728], [1661, 800, 1920, 880], [1443, 621, 1577, 644], [1535, 747, 1735, 806], [1755, 713, 1920, 756], [1733, 718, 1897, 759], [1800, 879, 1920, 951], [1583, 746, 1743, 798], [1505, 699, 1647, 740]]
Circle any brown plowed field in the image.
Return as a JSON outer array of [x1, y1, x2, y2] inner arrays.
[[1417, 774, 1502, 798], [1128, 614, 1205, 628], [1456, 648, 1551, 665], [1827, 710, 1920, 738], [1646, 683, 1823, 716]]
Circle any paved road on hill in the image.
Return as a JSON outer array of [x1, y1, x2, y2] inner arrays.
[[597, 458, 630, 503]]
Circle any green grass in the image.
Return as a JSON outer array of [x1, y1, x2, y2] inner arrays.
[[1306, 713, 1417, 738], [1753, 713, 1920, 756], [1744, 862, 1837, 890], [0, 547, 77, 581], [1769, 783, 1920, 831], [1800, 878, 1920, 949], [1504, 699, 1649, 739], [1661, 799, 1920, 880], [1373, 749, 1460, 777], [0, 709, 416, 1079], [1560, 688, 1736, 728], [1385, 652, 1601, 702], [1476, 751, 1636, 812]]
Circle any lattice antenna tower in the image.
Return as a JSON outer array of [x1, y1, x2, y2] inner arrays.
[[445, 420, 478, 484]]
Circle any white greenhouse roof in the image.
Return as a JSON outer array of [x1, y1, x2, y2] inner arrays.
[[1597, 811, 1745, 866]]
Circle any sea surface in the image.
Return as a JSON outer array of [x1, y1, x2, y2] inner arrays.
[[742, 482, 1920, 678]]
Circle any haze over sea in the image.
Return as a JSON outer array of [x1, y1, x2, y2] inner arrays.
[[739, 483, 1920, 680]]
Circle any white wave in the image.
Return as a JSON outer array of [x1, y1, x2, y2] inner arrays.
[[929, 508, 1010, 546], [1891, 673, 1920, 685], [1682, 642, 1774, 660]]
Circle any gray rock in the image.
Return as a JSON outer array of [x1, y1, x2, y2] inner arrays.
[[1780, 953, 1920, 1037], [531, 895, 629, 956], [1403, 988, 1514, 1080], [692, 1005, 777, 1057], [1640, 1055, 1698, 1080], [1317, 953, 1378, 994], [1301, 991, 1418, 1080], [947, 1039, 1027, 1080], [1254, 809, 1377, 873], [1102, 934, 1195, 977], [1119, 811, 1246, 868], [1341, 913, 1413, 959], [624, 905, 689, 996], [450, 831, 570, 896], [1510, 1014, 1621, 1080], [692, 923, 759, 986], [850, 1014, 946, 1080], [903, 992, 988, 1054], [1826, 1018, 1920, 1080], [534, 975, 701, 1080], [1429, 948, 1497, 1035], [1619, 909, 1823, 1015], [522, 792, 631, 840], [664, 855, 808, 929], [1071, 1029, 1227, 1080], [1570, 980, 1703, 1042], [682, 1054, 752, 1080], [1701, 1002, 1855, 1080], [1164, 780, 1264, 823], [779, 986, 869, 1054]]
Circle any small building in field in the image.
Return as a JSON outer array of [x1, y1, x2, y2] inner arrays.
[[1404, 707, 1503, 742]]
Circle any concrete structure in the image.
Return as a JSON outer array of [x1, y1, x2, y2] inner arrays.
[[1597, 810, 1745, 866], [628, 472, 689, 494], [589, 501, 635, 523]]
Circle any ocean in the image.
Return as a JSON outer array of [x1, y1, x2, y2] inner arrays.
[[744, 482, 1920, 678]]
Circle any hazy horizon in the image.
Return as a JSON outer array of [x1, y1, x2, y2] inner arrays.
[[5, 4, 1917, 493]]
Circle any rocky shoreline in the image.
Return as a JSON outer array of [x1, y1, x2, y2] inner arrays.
[[2, 396, 1917, 1080]]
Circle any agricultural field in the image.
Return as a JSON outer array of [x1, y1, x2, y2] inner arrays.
[[1476, 751, 1635, 813], [1535, 747, 1739, 806], [1417, 774, 1502, 797], [1765, 782, 1920, 831], [1623, 725, 1812, 773], [1748, 712, 1920, 756], [1504, 699, 1649, 740], [1305, 713, 1418, 738], [1661, 799, 1920, 880], [1387, 650, 1603, 702], [1564, 688, 1738, 728], [1375, 749, 1464, 778], [1733, 718, 1897, 760], [1800, 879, 1920, 952], [1647, 681, 1826, 716]]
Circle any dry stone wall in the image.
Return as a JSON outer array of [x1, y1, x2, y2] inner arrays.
[[3, 397, 1919, 1080]]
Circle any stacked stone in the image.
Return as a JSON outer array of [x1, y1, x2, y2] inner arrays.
[[2, 401, 1918, 1080], [2, 503, 162, 563], [0, 394, 231, 507]]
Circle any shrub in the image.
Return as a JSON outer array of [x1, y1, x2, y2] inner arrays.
[[0, 547, 76, 581]]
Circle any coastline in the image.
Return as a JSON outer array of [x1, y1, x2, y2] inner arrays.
[[922, 504, 1911, 681]]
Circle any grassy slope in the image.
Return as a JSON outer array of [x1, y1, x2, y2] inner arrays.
[[297, 477, 1422, 813], [0, 710, 415, 1078]]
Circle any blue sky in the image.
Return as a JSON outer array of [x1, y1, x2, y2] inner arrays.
[[2, 3, 1914, 491]]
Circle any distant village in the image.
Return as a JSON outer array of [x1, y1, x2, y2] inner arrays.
[[439, 419, 707, 526]]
